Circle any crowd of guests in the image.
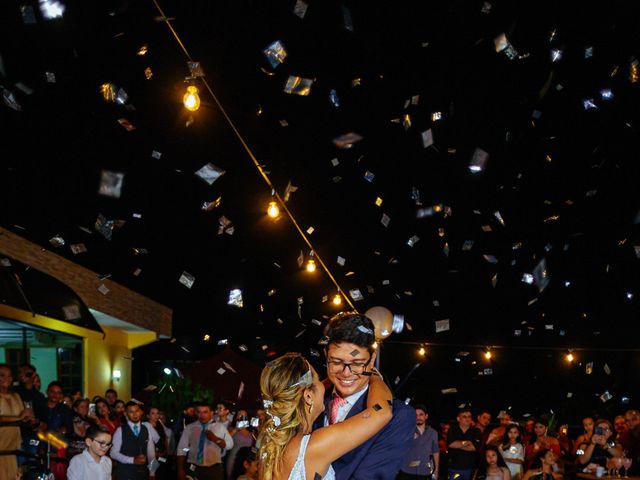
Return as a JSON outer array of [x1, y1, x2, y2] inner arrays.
[[0, 362, 261, 480], [403, 406, 640, 480], [2, 310, 640, 480]]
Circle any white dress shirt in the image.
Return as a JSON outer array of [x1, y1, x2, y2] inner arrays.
[[110, 420, 157, 473], [176, 420, 234, 466], [67, 449, 112, 480]]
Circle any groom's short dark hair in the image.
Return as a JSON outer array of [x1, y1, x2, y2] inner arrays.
[[324, 312, 376, 354]]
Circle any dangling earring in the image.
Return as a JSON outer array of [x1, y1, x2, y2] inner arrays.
[[308, 401, 314, 414]]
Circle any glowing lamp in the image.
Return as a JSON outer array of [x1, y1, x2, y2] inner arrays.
[[183, 86, 201, 111]]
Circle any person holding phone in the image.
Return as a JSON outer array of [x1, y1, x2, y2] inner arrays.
[[577, 419, 621, 468]]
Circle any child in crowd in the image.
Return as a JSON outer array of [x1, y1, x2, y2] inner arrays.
[[67, 424, 113, 480]]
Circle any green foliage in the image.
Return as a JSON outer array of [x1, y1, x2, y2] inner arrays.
[[151, 376, 215, 424]]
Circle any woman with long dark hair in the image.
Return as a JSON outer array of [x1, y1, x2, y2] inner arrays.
[[501, 424, 525, 480], [475, 445, 512, 480], [522, 448, 563, 480]]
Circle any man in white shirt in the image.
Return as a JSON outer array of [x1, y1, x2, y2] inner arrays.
[[67, 424, 112, 480], [177, 401, 233, 480], [110, 401, 157, 479]]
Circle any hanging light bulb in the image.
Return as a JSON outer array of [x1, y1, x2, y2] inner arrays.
[[332, 294, 342, 305], [183, 85, 201, 111], [267, 201, 280, 218], [306, 259, 316, 273], [484, 348, 492, 360], [566, 351, 575, 363], [372, 341, 378, 350], [418, 345, 426, 356]]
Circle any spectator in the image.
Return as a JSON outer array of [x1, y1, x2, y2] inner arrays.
[[114, 399, 126, 423], [440, 422, 451, 480], [448, 408, 481, 480], [14, 364, 46, 465], [577, 419, 621, 468], [522, 420, 535, 446], [230, 446, 258, 480], [34, 373, 42, 392], [0, 363, 34, 480], [95, 397, 120, 435], [475, 445, 511, 480], [105, 389, 118, 409], [614, 415, 627, 441], [41, 381, 74, 480], [501, 424, 525, 480], [524, 419, 560, 471], [110, 401, 157, 480], [67, 424, 113, 480], [176, 401, 233, 480], [144, 406, 171, 479], [172, 401, 197, 443], [522, 449, 562, 480], [226, 409, 255, 480], [71, 389, 84, 402], [574, 417, 595, 453], [214, 400, 233, 430], [488, 412, 514, 446], [398, 404, 440, 480], [158, 410, 176, 455], [68, 398, 99, 458], [620, 410, 640, 473], [476, 410, 493, 453]]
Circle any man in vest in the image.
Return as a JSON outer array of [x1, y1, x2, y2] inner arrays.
[[111, 401, 158, 479]]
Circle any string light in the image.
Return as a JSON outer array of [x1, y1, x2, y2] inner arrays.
[[332, 294, 342, 305], [484, 348, 492, 360], [267, 201, 280, 219], [418, 345, 426, 356], [183, 85, 200, 111], [152, 0, 357, 312], [203, 334, 210, 341], [306, 259, 316, 273], [566, 351, 575, 363]]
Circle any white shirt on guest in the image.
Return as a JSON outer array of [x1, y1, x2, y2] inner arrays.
[[67, 449, 112, 480]]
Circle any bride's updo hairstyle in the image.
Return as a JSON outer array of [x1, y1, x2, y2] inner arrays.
[[258, 352, 315, 480]]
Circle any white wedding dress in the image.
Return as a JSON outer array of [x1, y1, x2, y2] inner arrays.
[[288, 434, 336, 480]]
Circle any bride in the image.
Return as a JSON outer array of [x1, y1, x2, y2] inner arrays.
[[258, 352, 393, 480]]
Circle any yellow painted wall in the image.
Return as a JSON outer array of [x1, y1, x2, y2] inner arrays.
[[0, 305, 158, 402], [84, 334, 133, 401]]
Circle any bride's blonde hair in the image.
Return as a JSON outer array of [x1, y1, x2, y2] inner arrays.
[[258, 352, 316, 480]]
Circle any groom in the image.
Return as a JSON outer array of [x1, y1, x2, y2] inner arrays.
[[314, 312, 415, 479]]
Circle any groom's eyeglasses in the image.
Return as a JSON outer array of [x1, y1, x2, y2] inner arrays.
[[327, 357, 371, 375]]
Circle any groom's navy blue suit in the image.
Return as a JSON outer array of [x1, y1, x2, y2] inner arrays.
[[313, 387, 415, 480]]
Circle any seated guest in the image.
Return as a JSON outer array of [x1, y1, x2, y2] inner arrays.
[[522, 449, 562, 480]]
